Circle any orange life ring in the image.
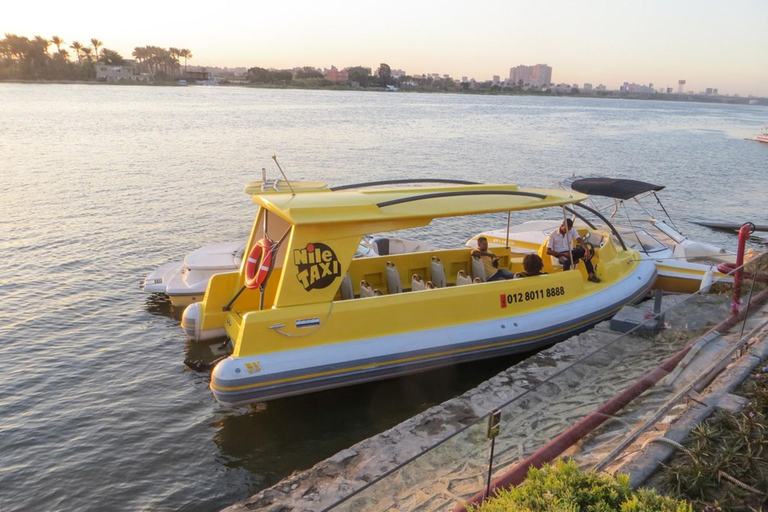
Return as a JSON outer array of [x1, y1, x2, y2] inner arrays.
[[245, 238, 274, 289]]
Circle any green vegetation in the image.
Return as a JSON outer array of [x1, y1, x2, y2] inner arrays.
[[655, 362, 768, 511], [0, 33, 192, 82], [473, 459, 693, 512]]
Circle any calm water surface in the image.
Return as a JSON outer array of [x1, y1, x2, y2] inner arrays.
[[0, 83, 766, 510]]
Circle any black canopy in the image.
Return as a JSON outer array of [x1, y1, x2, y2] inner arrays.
[[571, 178, 664, 200]]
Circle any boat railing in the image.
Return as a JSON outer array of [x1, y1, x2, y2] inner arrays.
[[325, 251, 768, 511]]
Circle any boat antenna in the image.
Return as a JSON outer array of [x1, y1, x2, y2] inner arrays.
[[651, 191, 681, 233], [271, 153, 296, 196]]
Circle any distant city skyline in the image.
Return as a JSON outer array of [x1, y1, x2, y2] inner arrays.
[[3, 0, 767, 97]]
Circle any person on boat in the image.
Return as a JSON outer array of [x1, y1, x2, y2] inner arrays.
[[515, 254, 546, 278], [472, 237, 515, 281], [547, 219, 601, 283]]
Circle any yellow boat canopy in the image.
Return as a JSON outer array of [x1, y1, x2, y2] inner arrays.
[[248, 181, 588, 230]]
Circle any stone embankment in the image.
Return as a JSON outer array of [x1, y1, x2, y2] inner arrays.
[[224, 295, 767, 512]]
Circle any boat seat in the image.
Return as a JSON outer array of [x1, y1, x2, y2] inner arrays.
[[430, 256, 447, 288], [386, 261, 402, 294], [340, 272, 354, 300], [373, 289, 383, 296], [411, 274, 426, 291], [425, 281, 436, 290], [360, 280, 375, 298], [375, 238, 390, 256], [456, 270, 472, 286], [471, 255, 487, 282], [473, 277, 483, 284]]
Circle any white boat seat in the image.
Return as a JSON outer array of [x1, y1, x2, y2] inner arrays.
[[360, 280, 375, 298], [430, 256, 447, 288], [386, 261, 402, 294], [411, 274, 426, 291], [456, 270, 472, 286], [471, 255, 487, 282], [425, 281, 436, 289], [340, 272, 354, 300], [473, 277, 483, 284], [373, 289, 383, 296]]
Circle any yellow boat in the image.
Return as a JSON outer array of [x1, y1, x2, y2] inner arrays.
[[182, 179, 657, 406]]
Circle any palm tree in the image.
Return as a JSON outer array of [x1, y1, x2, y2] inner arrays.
[[70, 41, 83, 63], [32, 35, 50, 55], [180, 49, 192, 72], [81, 47, 93, 62], [90, 38, 102, 59], [51, 36, 63, 52]]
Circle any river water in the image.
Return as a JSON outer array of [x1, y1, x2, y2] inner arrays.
[[0, 83, 766, 511]]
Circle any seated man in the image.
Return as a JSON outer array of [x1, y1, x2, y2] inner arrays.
[[546, 219, 601, 283], [515, 253, 546, 278], [472, 237, 514, 281]]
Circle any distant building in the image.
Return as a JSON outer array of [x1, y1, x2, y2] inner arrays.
[[678, 80, 686, 93], [492, 75, 500, 85], [583, 83, 593, 91], [325, 66, 349, 83], [461, 76, 468, 83], [595, 84, 607, 91], [95, 63, 146, 82], [620, 82, 655, 93], [391, 69, 406, 78], [509, 64, 552, 87]]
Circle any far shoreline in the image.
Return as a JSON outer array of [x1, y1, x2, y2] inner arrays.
[[2, 78, 766, 106]]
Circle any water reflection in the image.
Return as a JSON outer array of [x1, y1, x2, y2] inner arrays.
[[144, 293, 183, 319]]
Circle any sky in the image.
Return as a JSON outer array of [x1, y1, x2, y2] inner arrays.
[[3, 0, 768, 96]]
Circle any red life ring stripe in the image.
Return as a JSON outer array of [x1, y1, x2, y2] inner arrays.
[[244, 238, 275, 289]]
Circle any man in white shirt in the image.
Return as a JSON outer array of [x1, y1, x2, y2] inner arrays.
[[546, 219, 601, 283]]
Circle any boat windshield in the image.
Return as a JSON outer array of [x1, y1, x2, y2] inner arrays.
[[616, 228, 667, 254]]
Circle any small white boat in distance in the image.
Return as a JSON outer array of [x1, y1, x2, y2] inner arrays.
[[757, 126, 768, 144]]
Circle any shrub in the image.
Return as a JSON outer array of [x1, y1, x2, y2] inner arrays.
[[473, 459, 693, 512]]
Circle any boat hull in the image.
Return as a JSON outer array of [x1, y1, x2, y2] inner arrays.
[[210, 262, 656, 406]]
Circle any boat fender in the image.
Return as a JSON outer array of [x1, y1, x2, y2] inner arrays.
[[182, 302, 202, 340], [699, 266, 714, 293], [245, 238, 274, 289], [181, 302, 227, 341], [717, 262, 737, 275]]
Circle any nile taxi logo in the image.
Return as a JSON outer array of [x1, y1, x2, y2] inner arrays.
[[294, 243, 341, 291]]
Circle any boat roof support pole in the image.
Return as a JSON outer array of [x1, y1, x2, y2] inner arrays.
[[571, 202, 628, 251], [505, 212, 511, 249], [651, 192, 682, 233], [562, 206, 575, 270]]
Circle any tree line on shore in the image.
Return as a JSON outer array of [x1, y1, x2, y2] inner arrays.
[[244, 62, 542, 94], [0, 33, 193, 81]]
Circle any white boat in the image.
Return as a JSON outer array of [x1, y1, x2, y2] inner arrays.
[[142, 236, 438, 307], [469, 177, 737, 293], [142, 242, 246, 307], [757, 126, 768, 144]]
